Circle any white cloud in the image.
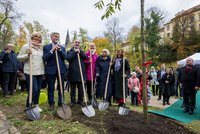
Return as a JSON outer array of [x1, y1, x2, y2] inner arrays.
[[16, 0, 200, 43]]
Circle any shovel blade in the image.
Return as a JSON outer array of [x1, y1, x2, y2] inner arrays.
[[98, 101, 109, 111], [91, 98, 99, 108], [57, 105, 72, 120], [118, 106, 129, 115], [81, 105, 95, 117], [26, 107, 40, 121]]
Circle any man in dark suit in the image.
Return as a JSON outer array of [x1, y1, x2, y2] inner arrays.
[[43, 32, 67, 110], [66, 40, 87, 107], [157, 63, 166, 100], [179, 58, 200, 115]]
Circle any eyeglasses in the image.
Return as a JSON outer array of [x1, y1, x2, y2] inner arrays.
[[75, 41, 80, 44]]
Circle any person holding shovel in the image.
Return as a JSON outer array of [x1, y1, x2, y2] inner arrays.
[[96, 49, 112, 105], [84, 43, 98, 103], [113, 49, 130, 107], [66, 39, 88, 107], [43, 32, 67, 111], [17, 32, 44, 112]]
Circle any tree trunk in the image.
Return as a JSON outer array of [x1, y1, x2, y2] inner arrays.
[[141, 0, 148, 124]]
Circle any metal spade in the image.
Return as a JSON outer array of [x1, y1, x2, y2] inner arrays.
[[118, 58, 129, 115], [55, 50, 72, 120], [90, 51, 99, 108], [98, 56, 112, 111], [77, 53, 95, 117], [26, 40, 40, 121]]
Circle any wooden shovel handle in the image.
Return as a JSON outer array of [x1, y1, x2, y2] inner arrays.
[[28, 41, 33, 106], [104, 56, 112, 99], [77, 53, 88, 105], [55, 50, 64, 104]]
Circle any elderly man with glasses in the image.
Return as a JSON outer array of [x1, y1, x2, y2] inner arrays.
[[178, 58, 200, 115], [66, 40, 88, 107]]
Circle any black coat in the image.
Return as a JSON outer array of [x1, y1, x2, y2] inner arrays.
[[0, 50, 18, 73], [66, 48, 87, 82], [113, 58, 130, 99], [178, 65, 200, 94], [96, 56, 112, 98], [161, 73, 174, 95]]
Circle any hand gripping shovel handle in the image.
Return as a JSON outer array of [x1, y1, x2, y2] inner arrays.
[[77, 53, 88, 105], [28, 40, 33, 107], [123, 58, 126, 104], [104, 56, 112, 100], [55, 50, 64, 104], [90, 51, 94, 97]]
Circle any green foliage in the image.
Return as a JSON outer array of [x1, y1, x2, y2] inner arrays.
[[78, 27, 88, 44], [145, 9, 163, 61], [94, 0, 122, 19], [157, 44, 177, 63]]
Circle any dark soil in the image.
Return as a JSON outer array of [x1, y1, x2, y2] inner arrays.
[[0, 100, 194, 134], [70, 105, 193, 134]]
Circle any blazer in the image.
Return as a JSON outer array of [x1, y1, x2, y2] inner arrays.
[[43, 43, 67, 75]]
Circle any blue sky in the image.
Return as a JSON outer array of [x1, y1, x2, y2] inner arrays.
[[16, 0, 200, 43]]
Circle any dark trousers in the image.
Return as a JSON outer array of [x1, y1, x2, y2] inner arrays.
[[174, 83, 183, 97], [2, 72, 17, 96], [131, 91, 138, 106], [152, 85, 158, 96], [25, 75, 42, 107], [158, 83, 164, 99], [70, 82, 83, 103], [86, 80, 95, 101], [183, 92, 196, 111], [46, 74, 65, 106]]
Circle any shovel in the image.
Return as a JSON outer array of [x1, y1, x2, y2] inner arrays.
[[55, 50, 72, 120], [90, 51, 98, 108], [25, 40, 40, 121], [77, 53, 95, 117], [98, 56, 112, 111], [118, 58, 129, 115]]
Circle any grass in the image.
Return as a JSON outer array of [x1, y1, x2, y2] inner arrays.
[[0, 89, 199, 133]]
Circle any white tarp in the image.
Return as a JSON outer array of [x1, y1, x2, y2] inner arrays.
[[177, 53, 200, 65]]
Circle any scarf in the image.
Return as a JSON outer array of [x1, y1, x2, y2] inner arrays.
[[115, 58, 122, 72]]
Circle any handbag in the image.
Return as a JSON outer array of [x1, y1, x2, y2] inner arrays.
[[133, 87, 139, 93]]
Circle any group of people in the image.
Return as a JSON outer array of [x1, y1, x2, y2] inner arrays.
[[0, 32, 131, 112], [0, 31, 199, 116], [146, 61, 200, 115]]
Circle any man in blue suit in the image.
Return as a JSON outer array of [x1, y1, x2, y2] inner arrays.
[[43, 32, 67, 111]]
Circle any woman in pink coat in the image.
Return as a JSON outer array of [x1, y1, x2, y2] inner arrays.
[[84, 43, 98, 102]]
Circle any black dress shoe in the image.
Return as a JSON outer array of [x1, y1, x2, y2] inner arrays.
[[77, 102, 85, 107], [183, 109, 189, 113], [188, 110, 194, 115], [49, 105, 54, 111], [70, 102, 76, 107]]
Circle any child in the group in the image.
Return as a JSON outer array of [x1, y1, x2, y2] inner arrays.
[[128, 72, 140, 106]]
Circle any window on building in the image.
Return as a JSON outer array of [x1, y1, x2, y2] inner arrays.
[[199, 13, 200, 20], [167, 33, 170, 37], [190, 16, 194, 24], [167, 25, 170, 31]]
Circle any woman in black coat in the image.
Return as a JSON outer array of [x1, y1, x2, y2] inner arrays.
[[113, 49, 130, 106], [96, 49, 112, 105], [0, 43, 19, 97], [161, 68, 174, 105]]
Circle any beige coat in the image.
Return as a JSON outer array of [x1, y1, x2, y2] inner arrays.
[[17, 44, 44, 75]]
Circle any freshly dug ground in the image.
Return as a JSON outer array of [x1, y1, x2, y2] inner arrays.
[[0, 102, 193, 134]]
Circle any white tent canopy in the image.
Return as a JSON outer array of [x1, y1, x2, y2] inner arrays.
[[177, 53, 200, 66]]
